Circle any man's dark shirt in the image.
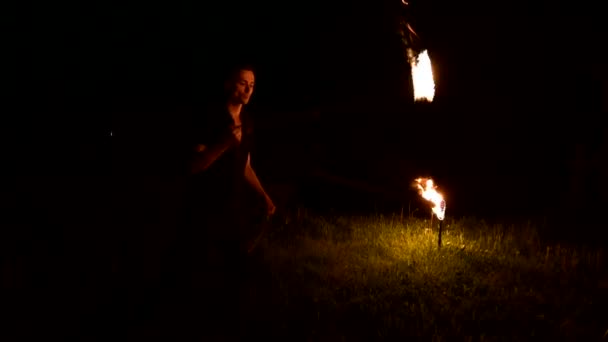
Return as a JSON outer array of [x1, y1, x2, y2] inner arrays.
[[186, 103, 254, 239]]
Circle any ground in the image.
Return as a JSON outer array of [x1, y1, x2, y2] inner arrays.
[[3, 199, 608, 341], [99, 213, 608, 339]]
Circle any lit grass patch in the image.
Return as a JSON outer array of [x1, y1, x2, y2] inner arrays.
[[244, 211, 608, 340]]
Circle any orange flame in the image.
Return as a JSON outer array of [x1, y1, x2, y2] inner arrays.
[[414, 177, 446, 220]]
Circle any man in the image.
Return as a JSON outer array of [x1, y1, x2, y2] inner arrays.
[[190, 64, 275, 218], [178, 63, 275, 338], [188, 63, 275, 250]]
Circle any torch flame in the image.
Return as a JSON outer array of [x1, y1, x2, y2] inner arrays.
[[409, 49, 435, 102], [414, 177, 445, 220]]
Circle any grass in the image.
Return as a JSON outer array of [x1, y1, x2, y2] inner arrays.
[[235, 210, 608, 341]]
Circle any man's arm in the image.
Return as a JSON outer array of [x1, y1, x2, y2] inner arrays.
[[190, 134, 235, 174], [244, 153, 276, 215]]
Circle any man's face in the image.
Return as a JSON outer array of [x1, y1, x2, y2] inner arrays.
[[228, 69, 255, 105]]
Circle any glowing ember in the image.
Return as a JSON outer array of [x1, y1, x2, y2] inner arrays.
[[414, 177, 445, 220], [409, 49, 435, 102]]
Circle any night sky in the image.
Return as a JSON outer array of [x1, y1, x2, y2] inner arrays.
[[10, 1, 607, 223]]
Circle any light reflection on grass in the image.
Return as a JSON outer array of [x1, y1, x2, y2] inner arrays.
[[242, 211, 608, 340]]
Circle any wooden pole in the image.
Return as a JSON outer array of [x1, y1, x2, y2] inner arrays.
[[247, 215, 272, 254], [438, 220, 443, 249]]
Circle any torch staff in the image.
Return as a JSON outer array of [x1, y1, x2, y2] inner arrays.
[[438, 220, 443, 248], [437, 199, 446, 249], [247, 214, 272, 254]]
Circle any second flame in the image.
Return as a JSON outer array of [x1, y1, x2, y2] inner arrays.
[[414, 177, 446, 220]]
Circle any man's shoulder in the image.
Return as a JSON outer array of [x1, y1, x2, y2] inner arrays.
[[190, 104, 232, 143], [203, 102, 228, 115], [193, 103, 229, 126], [241, 108, 256, 125]]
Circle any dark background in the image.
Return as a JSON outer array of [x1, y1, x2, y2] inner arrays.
[[5, 0, 608, 229], [2, 1, 607, 339]]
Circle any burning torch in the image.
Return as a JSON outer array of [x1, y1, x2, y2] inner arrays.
[[414, 177, 446, 248], [398, 0, 435, 102]]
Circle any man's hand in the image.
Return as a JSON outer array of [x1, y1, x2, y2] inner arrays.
[[232, 126, 242, 143]]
